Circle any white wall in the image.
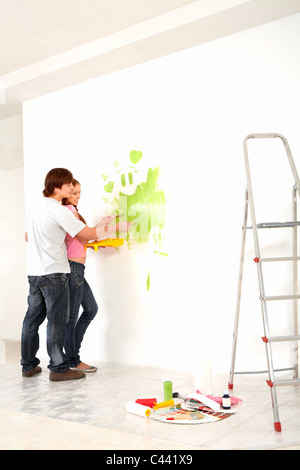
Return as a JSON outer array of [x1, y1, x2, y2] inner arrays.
[[0, 113, 26, 351], [0, 114, 24, 171], [0, 166, 27, 340], [21, 13, 300, 375]]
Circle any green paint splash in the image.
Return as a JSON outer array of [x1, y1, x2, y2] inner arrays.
[[104, 181, 114, 193], [119, 166, 166, 243], [130, 150, 143, 164], [102, 149, 167, 289], [146, 271, 150, 291], [102, 149, 166, 246]]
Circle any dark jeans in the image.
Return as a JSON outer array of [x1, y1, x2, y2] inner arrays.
[[21, 273, 70, 373], [64, 261, 98, 368]]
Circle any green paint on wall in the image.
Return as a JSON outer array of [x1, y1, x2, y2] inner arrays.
[[146, 272, 150, 291], [119, 166, 166, 242], [102, 149, 168, 289], [103, 149, 166, 245], [153, 251, 168, 256], [130, 150, 143, 164], [104, 181, 114, 193]]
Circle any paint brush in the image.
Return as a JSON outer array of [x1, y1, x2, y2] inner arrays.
[[166, 413, 204, 421]]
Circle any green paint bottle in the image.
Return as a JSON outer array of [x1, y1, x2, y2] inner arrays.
[[163, 379, 173, 401]]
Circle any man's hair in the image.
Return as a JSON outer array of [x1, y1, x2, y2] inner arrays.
[[43, 168, 73, 197]]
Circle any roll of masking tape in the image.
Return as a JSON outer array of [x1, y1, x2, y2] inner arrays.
[[125, 401, 151, 417]]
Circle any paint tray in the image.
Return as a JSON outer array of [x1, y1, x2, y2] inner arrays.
[[85, 238, 124, 251]]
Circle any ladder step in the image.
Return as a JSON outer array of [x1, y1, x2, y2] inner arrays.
[[247, 221, 300, 229], [234, 367, 295, 375], [260, 256, 300, 262], [262, 335, 300, 343], [267, 378, 300, 387], [261, 294, 300, 301]]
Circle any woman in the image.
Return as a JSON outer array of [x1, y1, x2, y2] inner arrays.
[[63, 179, 98, 373]]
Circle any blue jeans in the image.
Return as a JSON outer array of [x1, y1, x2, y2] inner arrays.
[[64, 261, 98, 368], [21, 273, 70, 373]]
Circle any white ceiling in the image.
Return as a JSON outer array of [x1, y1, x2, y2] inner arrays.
[[1, 0, 300, 120], [0, 0, 200, 75]]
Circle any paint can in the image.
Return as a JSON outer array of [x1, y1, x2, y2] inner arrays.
[[163, 379, 173, 401], [194, 360, 213, 395]]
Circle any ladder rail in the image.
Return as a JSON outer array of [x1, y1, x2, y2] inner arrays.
[[228, 189, 248, 388], [292, 185, 299, 378], [243, 135, 277, 387]]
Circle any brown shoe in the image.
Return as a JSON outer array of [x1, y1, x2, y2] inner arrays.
[[49, 369, 85, 382], [22, 366, 42, 377]]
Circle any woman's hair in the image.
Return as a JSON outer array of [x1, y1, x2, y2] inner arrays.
[[43, 168, 73, 197], [62, 178, 87, 224]]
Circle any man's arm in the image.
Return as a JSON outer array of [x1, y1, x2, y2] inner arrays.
[[76, 226, 98, 244]]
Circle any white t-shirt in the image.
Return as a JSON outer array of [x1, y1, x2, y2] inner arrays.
[[26, 197, 86, 275]]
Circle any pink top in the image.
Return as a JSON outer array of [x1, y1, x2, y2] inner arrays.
[[65, 205, 86, 259]]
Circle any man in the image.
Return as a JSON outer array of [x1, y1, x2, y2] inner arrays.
[[22, 168, 130, 381]]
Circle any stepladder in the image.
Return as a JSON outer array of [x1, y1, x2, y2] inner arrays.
[[228, 133, 300, 432]]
